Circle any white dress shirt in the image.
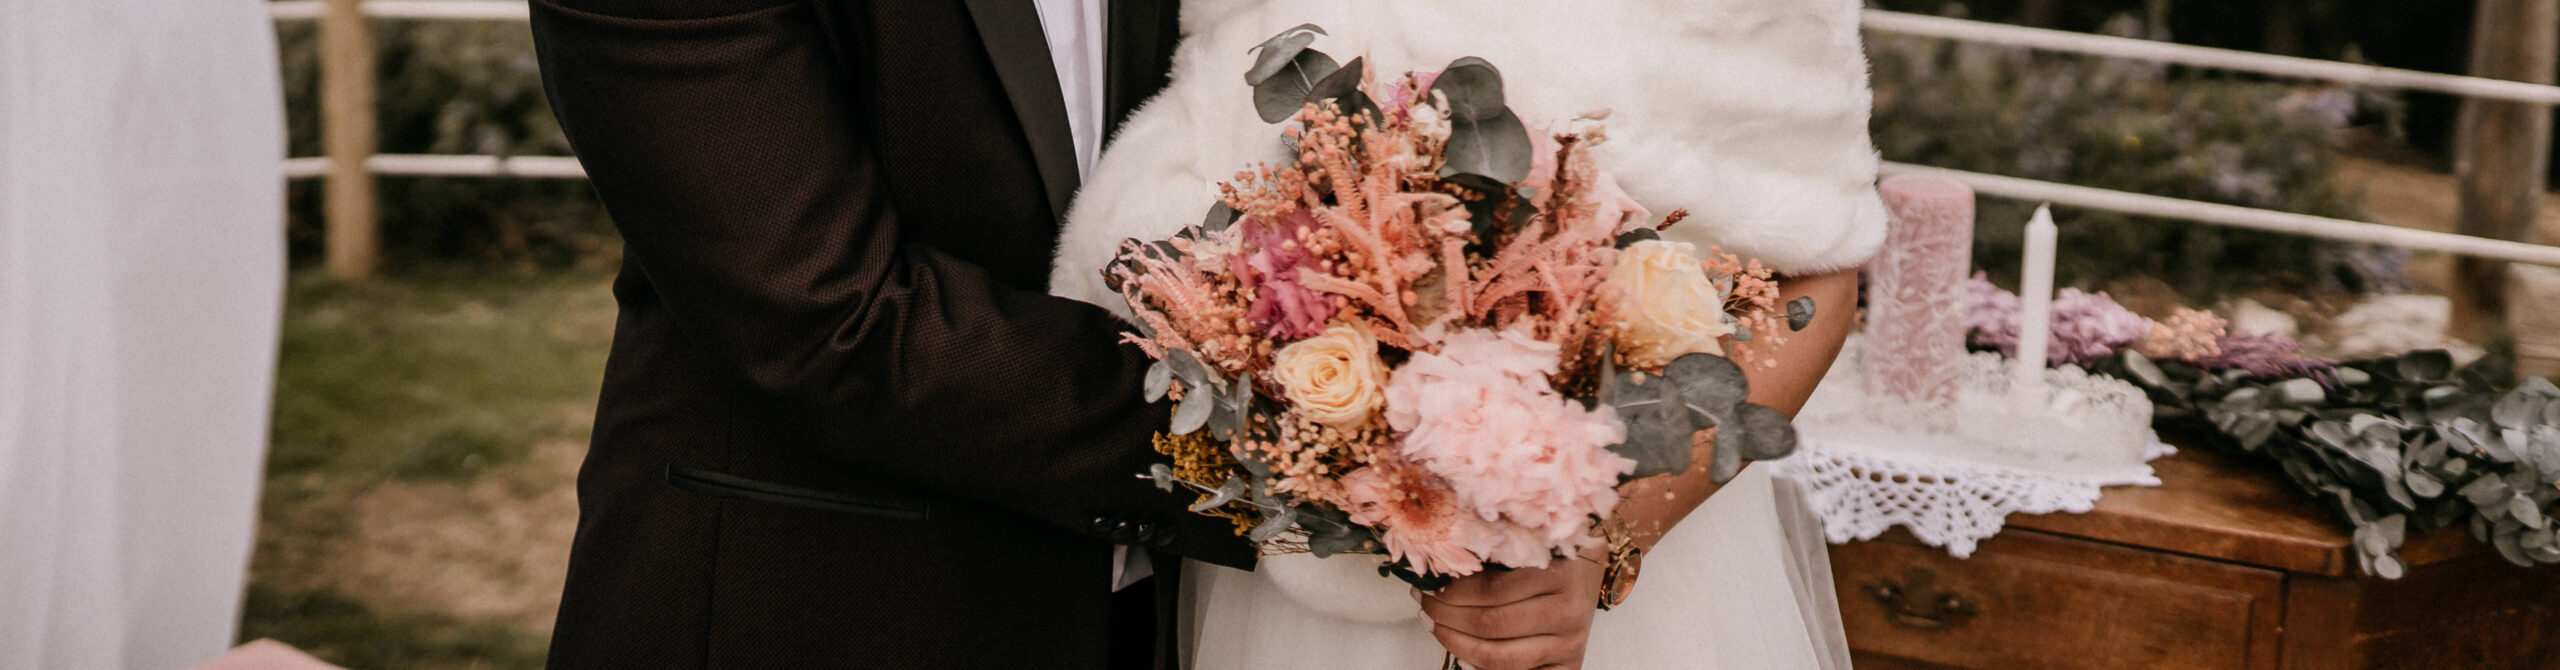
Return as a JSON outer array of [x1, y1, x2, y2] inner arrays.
[[1031, 0, 1154, 592], [1034, 0, 1108, 179]]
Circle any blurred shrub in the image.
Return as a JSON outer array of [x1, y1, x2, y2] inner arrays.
[[278, 17, 618, 269], [1869, 11, 2394, 299], [1871, 0, 2481, 160]]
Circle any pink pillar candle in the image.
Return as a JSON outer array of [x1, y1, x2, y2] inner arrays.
[[1861, 174, 1975, 434]]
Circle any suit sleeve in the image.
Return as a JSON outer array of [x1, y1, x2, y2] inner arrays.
[[529, 0, 1252, 569]]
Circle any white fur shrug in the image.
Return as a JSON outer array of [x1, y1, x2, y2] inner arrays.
[[1050, 0, 1888, 310]]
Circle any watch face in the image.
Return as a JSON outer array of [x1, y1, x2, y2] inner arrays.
[[1597, 549, 1638, 610]]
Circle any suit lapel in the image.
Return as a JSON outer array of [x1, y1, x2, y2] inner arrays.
[[962, 0, 1079, 220], [1104, 0, 1182, 143]]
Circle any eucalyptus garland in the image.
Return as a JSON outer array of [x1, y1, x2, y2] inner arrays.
[[2105, 350, 2560, 578]]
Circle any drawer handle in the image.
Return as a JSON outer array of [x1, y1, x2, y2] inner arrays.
[[1864, 566, 1981, 631]]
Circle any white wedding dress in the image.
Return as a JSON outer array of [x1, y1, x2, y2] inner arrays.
[[1051, 1, 1886, 668]]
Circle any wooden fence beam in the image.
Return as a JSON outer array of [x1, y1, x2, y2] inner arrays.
[[2450, 0, 2558, 343], [319, 0, 379, 280]]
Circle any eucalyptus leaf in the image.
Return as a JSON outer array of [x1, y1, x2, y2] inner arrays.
[[1170, 387, 1214, 435], [2120, 351, 2170, 389], [1614, 229, 1661, 249], [2520, 376, 2560, 398], [1300, 56, 1371, 118], [2406, 470, 2445, 498], [1787, 296, 1817, 331], [1168, 349, 1214, 390], [1243, 24, 1327, 85], [2274, 378, 2327, 405], [2397, 350, 2454, 381], [2496, 528, 2535, 567], [2494, 391, 2536, 428], [1725, 404, 1800, 461], [1429, 57, 1532, 182], [2513, 495, 2548, 529], [1713, 404, 1800, 483], [1144, 360, 1175, 402], [1605, 370, 1698, 479], [1251, 50, 1343, 123], [2354, 523, 2390, 557], [2460, 473, 2511, 507], [1439, 107, 1532, 183], [2372, 554, 2406, 579], [1201, 201, 1242, 232], [1665, 353, 1752, 417], [1604, 354, 1762, 479], [1426, 57, 1508, 122], [1248, 505, 1298, 543], [1301, 506, 1376, 557], [1191, 477, 1248, 512]]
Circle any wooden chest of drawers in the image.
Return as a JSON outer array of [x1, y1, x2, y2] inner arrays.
[[1827, 449, 2560, 669]]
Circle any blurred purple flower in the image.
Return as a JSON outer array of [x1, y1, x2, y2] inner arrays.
[[2192, 332, 2338, 381], [1964, 274, 2152, 367]]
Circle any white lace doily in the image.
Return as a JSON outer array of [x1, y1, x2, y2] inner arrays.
[[1773, 338, 2172, 557]]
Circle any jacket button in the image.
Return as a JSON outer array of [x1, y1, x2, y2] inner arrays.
[[1139, 524, 1176, 548]]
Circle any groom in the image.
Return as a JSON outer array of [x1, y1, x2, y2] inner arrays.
[[533, 0, 1609, 668], [527, 0, 1249, 668]]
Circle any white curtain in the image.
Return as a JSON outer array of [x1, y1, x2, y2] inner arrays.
[[0, 0, 286, 667]]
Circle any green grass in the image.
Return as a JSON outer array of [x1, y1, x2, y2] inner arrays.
[[266, 267, 615, 480], [248, 267, 616, 669]]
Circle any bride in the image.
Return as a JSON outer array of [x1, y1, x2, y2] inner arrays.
[[1052, 1, 1886, 667]]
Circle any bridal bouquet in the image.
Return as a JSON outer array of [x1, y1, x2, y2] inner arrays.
[[1113, 26, 1810, 588]]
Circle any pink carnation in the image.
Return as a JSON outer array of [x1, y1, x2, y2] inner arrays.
[[1381, 328, 1632, 563], [1242, 209, 1335, 340]]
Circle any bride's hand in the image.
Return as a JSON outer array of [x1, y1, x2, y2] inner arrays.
[[1418, 553, 1605, 670]]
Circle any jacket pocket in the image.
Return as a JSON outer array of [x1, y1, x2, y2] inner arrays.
[[665, 465, 931, 520]]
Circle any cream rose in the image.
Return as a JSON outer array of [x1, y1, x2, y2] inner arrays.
[[1607, 239, 1734, 367], [1272, 325, 1391, 427]]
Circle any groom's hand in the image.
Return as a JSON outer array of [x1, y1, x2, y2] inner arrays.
[[1420, 555, 1605, 670]]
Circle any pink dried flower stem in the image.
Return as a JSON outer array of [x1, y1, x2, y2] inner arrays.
[[1258, 100, 1467, 351], [1710, 250, 1786, 367]]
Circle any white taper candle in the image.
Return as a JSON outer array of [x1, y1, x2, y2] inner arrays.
[[2013, 205, 2058, 413]]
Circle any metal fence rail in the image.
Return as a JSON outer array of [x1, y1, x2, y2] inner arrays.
[[271, 2, 2560, 272], [1860, 10, 2560, 106], [1881, 163, 2560, 268]]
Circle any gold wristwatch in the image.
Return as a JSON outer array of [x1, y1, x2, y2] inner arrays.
[[1596, 524, 1645, 610]]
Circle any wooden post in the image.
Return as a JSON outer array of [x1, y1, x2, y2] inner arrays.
[[320, 0, 379, 280], [2449, 0, 2557, 343]]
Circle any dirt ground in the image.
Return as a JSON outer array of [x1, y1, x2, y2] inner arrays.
[[253, 438, 581, 634], [2328, 156, 2560, 292]]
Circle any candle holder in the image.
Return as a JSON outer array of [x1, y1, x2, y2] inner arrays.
[[1776, 179, 2167, 557]]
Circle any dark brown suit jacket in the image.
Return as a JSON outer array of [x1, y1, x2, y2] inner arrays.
[[529, 0, 1248, 667]]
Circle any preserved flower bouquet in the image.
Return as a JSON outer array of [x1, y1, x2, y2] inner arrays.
[[1111, 26, 1813, 588]]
